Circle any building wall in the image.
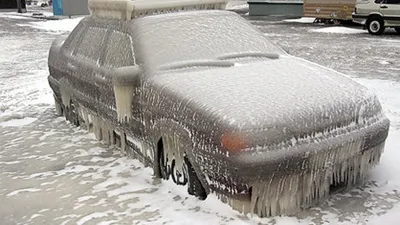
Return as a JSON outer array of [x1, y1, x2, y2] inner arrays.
[[248, 0, 303, 17], [53, 0, 89, 16], [63, 0, 89, 16], [0, 0, 26, 9]]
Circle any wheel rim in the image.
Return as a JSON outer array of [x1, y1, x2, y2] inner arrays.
[[171, 159, 188, 185], [370, 21, 380, 33]]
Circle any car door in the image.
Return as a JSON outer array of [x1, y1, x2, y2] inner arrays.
[[68, 25, 108, 113], [100, 26, 144, 137], [380, 0, 400, 26]]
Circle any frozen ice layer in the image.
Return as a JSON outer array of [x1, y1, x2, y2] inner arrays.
[[88, 0, 228, 20], [48, 5, 390, 218]]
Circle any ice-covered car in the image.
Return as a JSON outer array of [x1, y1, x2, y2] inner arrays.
[[48, 0, 390, 217], [352, 0, 400, 35]]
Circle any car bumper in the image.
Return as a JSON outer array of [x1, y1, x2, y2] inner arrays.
[[211, 114, 389, 216], [352, 13, 368, 25], [230, 114, 389, 179]]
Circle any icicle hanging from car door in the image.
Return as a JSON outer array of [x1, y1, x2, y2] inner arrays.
[[112, 66, 141, 123], [114, 84, 134, 123]]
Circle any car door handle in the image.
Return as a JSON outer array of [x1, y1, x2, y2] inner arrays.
[[380, 5, 388, 9]]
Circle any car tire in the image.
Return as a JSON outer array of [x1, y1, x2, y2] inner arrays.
[[395, 28, 400, 34], [367, 17, 385, 35], [157, 138, 206, 200], [184, 156, 207, 200]]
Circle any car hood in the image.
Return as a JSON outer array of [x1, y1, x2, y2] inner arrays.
[[147, 56, 383, 145]]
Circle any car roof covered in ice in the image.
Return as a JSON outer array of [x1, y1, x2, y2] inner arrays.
[[88, 0, 228, 20]]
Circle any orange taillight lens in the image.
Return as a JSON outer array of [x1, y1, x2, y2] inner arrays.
[[220, 132, 249, 152]]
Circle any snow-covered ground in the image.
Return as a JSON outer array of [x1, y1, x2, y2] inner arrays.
[[310, 27, 368, 34], [283, 17, 316, 24], [1, 8, 400, 225]]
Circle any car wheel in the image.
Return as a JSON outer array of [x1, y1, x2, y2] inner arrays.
[[367, 17, 385, 35], [158, 138, 207, 199], [184, 156, 207, 200], [395, 28, 400, 34], [171, 159, 188, 185]]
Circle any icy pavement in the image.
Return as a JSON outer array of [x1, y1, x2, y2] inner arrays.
[[0, 9, 400, 225]]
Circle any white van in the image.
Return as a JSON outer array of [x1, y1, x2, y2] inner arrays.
[[352, 0, 400, 35]]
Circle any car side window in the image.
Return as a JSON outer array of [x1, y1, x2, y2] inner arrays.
[[74, 27, 107, 64], [375, 0, 384, 3], [103, 31, 135, 68]]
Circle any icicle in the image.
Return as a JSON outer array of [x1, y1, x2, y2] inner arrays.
[[101, 119, 110, 145], [60, 85, 71, 108], [113, 84, 134, 123], [219, 141, 386, 217], [54, 97, 63, 116], [92, 115, 102, 141], [82, 108, 90, 131], [120, 132, 127, 155]]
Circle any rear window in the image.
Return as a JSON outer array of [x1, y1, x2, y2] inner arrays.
[[104, 31, 135, 68], [75, 27, 107, 63], [63, 23, 84, 54]]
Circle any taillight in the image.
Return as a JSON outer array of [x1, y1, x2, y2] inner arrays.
[[221, 132, 249, 152]]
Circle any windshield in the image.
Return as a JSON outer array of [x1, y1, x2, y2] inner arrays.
[[133, 10, 285, 71]]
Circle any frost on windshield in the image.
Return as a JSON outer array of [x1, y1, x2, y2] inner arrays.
[[133, 10, 286, 70]]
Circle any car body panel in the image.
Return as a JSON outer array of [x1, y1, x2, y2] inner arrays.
[[353, 0, 400, 27]]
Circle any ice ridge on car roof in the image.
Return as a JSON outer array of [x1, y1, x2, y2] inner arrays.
[[88, 0, 228, 20]]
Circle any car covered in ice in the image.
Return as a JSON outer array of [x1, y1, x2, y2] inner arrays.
[[48, 0, 390, 217]]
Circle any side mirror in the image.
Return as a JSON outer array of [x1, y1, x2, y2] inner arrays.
[[112, 65, 142, 86], [112, 65, 142, 123]]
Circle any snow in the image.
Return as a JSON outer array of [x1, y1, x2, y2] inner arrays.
[[310, 27, 367, 34], [226, 0, 249, 10], [0, 13, 31, 20], [6, 188, 41, 197], [284, 17, 315, 23], [367, 204, 400, 225], [379, 60, 391, 65], [0, 117, 37, 127], [27, 17, 83, 32]]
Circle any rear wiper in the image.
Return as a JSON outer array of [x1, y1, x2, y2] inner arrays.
[[216, 51, 280, 60], [158, 59, 234, 71]]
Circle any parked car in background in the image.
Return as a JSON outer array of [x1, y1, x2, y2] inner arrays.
[[353, 0, 400, 34], [26, 0, 50, 7], [48, 0, 390, 217]]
